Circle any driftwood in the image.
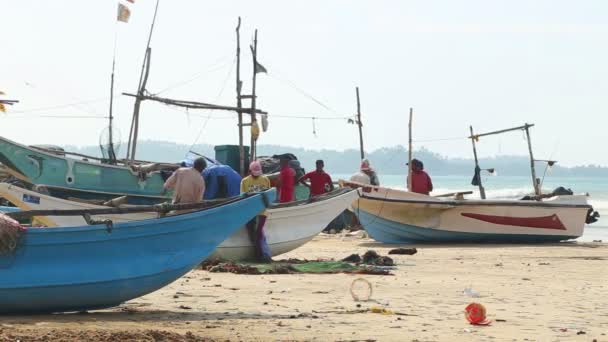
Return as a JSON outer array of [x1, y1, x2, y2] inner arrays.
[[6, 197, 238, 221]]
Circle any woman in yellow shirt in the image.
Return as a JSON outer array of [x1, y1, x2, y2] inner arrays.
[[240, 161, 271, 193], [240, 161, 272, 262]]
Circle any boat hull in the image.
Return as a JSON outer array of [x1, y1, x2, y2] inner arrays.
[[0, 184, 358, 260], [0, 190, 270, 314], [0, 136, 168, 197], [211, 189, 360, 260], [350, 184, 590, 244]]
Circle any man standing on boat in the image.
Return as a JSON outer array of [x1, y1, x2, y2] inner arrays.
[[276, 157, 295, 203], [162, 157, 206, 204], [298, 159, 334, 197], [240, 161, 272, 262], [408, 159, 433, 195]]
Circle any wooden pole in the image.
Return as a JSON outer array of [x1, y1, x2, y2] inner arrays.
[[407, 108, 413, 191], [107, 46, 117, 164], [235, 17, 245, 176], [128, 47, 152, 162], [126, 0, 160, 162], [250, 29, 258, 162], [356, 87, 364, 160], [469, 125, 486, 199], [122, 93, 266, 114], [524, 124, 541, 196]]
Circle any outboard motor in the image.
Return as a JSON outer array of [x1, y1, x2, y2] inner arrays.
[[586, 208, 600, 224]]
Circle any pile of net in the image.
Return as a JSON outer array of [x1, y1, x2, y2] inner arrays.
[[200, 257, 392, 275], [0, 212, 26, 255], [257, 153, 306, 179]]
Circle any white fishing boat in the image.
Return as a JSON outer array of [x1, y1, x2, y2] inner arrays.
[[342, 123, 599, 243], [343, 181, 595, 243], [0, 183, 359, 259]]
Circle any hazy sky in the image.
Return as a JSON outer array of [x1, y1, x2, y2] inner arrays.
[[2, 1, 607, 166]]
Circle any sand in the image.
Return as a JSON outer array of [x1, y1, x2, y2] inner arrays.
[[1, 234, 607, 341]]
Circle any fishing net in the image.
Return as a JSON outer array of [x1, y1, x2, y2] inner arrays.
[[201, 260, 392, 275], [0, 212, 26, 255]]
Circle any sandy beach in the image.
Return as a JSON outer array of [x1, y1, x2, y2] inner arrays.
[[1, 234, 606, 341]]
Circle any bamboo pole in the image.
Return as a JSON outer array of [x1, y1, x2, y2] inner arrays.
[[524, 124, 541, 196], [126, 0, 160, 162], [469, 125, 486, 199], [122, 93, 266, 114], [250, 29, 259, 162], [407, 108, 413, 191], [356, 87, 364, 160], [235, 17, 245, 176]]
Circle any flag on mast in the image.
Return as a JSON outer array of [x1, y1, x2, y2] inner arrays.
[[117, 3, 131, 23], [255, 61, 267, 74]]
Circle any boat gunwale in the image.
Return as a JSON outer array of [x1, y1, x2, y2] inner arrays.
[[359, 194, 592, 209], [20, 190, 271, 235], [269, 188, 358, 211]]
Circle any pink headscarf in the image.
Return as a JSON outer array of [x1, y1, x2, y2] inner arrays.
[[249, 161, 263, 176]]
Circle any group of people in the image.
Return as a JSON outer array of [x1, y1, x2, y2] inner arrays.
[[162, 155, 433, 262], [163, 156, 434, 205]]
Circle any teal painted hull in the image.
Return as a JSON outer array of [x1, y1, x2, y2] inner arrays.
[[0, 136, 168, 197]]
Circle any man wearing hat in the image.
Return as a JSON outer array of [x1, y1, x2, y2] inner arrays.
[[349, 158, 380, 186], [408, 158, 433, 195]]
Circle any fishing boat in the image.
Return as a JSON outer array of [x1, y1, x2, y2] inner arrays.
[[342, 123, 599, 243], [0, 183, 359, 259], [210, 188, 360, 260], [0, 136, 175, 200], [0, 189, 272, 314], [345, 181, 594, 243]]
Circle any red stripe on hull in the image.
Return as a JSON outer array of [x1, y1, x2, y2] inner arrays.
[[461, 213, 566, 230]]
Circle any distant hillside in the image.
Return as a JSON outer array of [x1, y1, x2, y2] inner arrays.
[[66, 141, 608, 177]]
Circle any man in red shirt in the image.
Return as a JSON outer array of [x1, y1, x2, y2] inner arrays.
[[277, 157, 295, 203], [298, 159, 334, 197], [408, 159, 433, 195]]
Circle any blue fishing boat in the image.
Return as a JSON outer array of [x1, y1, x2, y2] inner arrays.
[[0, 189, 273, 314]]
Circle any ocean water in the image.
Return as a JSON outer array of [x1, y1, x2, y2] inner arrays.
[[335, 174, 608, 242]]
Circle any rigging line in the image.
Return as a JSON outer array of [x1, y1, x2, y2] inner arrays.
[[8, 97, 109, 115], [412, 136, 468, 143], [271, 114, 355, 120], [2, 115, 108, 119], [188, 57, 237, 151], [266, 72, 337, 114], [154, 55, 234, 95]]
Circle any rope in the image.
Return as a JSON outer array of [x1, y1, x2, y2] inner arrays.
[[267, 71, 337, 114], [187, 57, 237, 152], [154, 55, 233, 95], [7, 97, 109, 115]]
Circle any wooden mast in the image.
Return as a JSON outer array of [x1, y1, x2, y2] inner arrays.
[[106, 36, 118, 164], [126, 0, 160, 162], [407, 108, 413, 191], [524, 123, 541, 196], [250, 29, 259, 162], [469, 125, 486, 199], [355, 87, 364, 160], [235, 17, 245, 176]]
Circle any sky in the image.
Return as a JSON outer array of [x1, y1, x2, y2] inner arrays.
[[2, 0, 607, 166]]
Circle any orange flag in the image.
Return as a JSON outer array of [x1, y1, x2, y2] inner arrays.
[[117, 3, 131, 23], [0, 103, 6, 113]]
